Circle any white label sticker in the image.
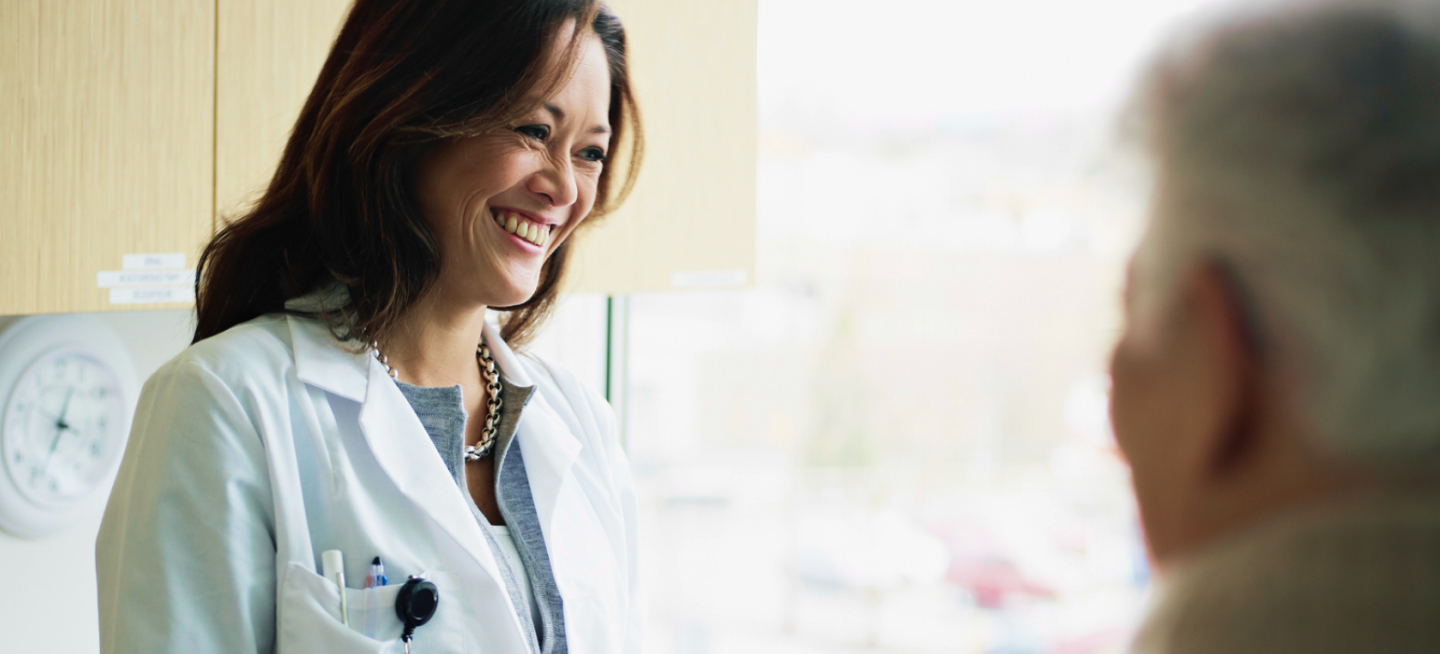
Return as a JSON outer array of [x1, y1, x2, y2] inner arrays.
[[109, 287, 195, 305], [97, 270, 196, 288], [122, 253, 186, 270], [671, 269, 749, 288]]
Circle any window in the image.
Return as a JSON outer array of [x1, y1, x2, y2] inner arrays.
[[612, 2, 1226, 653]]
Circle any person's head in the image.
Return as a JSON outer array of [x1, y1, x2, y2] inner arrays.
[[194, 0, 642, 347], [1110, 0, 1440, 565]]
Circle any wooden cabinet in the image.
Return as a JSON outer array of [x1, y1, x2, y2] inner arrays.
[[214, 0, 353, 221], [0, 0, 215, 315], [568, 0, 758, 293], [2, 0, 755, 316]]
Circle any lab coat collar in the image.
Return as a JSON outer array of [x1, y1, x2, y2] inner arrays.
[[288, 316, 369, 402], [481, 320, 533, 388], [284, 281, 531, 400], [286, 281, 369, 402]]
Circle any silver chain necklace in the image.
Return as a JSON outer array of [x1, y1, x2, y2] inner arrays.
[[374, 341, 504, 461]]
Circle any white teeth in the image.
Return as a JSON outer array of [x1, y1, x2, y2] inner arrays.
[[489, 210, 550, 246], [494, 210, 551, 247]]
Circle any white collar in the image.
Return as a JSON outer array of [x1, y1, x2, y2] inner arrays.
[[284, 282, 533, 400]]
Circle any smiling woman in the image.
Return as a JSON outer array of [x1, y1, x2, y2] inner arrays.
[[193, 1, 641, 348], [96, 2, 646, 653]]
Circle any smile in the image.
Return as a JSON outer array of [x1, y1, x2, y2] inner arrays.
[[491, 209, 554, 248]]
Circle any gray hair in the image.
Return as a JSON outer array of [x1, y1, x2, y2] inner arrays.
[[1130, 0, 1440, 466]]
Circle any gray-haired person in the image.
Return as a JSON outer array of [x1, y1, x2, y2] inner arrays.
[[1109, 0, 1440, 651]]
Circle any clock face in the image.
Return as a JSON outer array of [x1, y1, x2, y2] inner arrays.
[[2, 348, 127, 507]]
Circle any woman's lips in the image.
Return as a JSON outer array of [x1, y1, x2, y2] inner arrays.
[[492, 209, 553, 248]]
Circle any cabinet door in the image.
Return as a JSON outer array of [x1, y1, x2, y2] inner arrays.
[[214, 0, 353, 221], [569, 0, 758, 293], [0, 0, 215, 315]]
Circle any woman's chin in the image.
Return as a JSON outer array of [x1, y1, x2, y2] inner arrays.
[[488, 282, 541, 309]]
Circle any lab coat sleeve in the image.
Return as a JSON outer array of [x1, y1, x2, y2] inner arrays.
[[96, 359, 278, 654], [605, 411, 646, 654]]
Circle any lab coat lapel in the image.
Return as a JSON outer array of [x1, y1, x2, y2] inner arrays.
[[482, 322, 584, 534], [288, 315, 507, 585], [355, 357, 508, 584], [516, 391, 583, 533]]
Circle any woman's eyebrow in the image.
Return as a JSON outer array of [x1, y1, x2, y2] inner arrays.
[[544, 103, 611, 135]]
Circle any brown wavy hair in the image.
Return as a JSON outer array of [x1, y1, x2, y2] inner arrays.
[[193, 0, 642, 347]]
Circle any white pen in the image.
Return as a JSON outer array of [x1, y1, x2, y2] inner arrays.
[[322, 549, 349, 626]]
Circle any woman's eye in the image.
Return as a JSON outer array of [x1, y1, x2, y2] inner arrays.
[[578, 146, 608, 163], [516, 125, 550, 141]]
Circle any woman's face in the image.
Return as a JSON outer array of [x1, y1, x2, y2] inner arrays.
[[414, 32, 612, 309]]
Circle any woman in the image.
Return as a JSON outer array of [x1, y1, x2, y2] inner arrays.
[[96, 1, 643, 652]]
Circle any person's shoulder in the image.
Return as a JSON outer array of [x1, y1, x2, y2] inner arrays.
[[158, 313, 297, 394]]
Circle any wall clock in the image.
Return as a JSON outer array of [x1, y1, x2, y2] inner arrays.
[[0, 315, 138, 538]]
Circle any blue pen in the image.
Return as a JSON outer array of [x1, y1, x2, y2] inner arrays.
[[366, 557, 387, 588]]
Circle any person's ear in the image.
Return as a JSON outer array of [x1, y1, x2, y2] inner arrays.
[[1184, 260, 1265, 481]]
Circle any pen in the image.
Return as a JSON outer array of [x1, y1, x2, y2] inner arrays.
[[322, 550, 349, 626], [366, 556, 387, 588]]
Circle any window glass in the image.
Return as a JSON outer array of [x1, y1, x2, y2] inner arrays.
[[626, 2, 1224, 652]]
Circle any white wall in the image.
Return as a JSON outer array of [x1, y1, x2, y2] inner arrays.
[[0, 309, 195, 654], [0, 298, 609, 654]]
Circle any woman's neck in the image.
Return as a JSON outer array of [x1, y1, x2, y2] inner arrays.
[[383, 289, 488, 396]]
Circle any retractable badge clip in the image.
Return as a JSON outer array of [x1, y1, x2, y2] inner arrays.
[[396, 575, 440, 653]]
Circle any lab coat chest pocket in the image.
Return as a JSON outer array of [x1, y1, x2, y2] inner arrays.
[[278, 562, 465, 653]]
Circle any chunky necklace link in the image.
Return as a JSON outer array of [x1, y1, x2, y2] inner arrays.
[[373, 340, 504, 461]]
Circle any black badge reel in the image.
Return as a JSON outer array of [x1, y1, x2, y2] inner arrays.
[[396, 575, 440, 653]]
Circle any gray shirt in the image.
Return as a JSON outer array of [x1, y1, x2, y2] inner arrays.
[[396, 374, 567, 654]]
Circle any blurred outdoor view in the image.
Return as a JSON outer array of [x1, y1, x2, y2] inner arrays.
[[623, 1, 1227, 653]]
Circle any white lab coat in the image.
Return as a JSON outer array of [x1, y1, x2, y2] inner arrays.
[[96, 310, 642, 654]]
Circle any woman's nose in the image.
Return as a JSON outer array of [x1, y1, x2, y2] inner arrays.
[[528, 155, 579, 207]]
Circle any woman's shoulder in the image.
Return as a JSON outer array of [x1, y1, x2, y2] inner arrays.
[[517, 352, 617, 443], [155, 313, 299, 394]]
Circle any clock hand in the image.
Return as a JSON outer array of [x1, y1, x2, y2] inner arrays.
[[38, 388, 75, 481], [55, 385, 75, 431]]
